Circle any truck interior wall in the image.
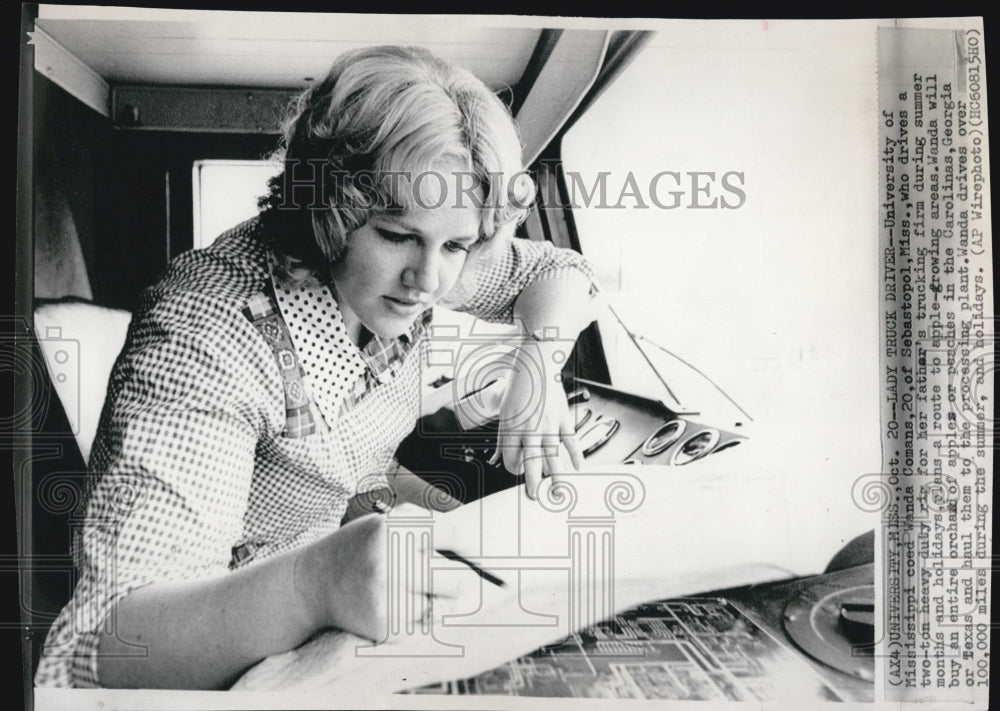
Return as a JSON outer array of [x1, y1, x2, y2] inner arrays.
[[33, 75, 109, 303], [33, 73, 278, 312]]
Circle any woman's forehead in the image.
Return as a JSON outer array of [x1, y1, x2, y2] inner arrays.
[[382, 167, 484, 209]]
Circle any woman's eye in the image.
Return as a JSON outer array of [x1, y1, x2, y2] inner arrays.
[[376, 229, 411, 244], [445, 242, 471, 254]]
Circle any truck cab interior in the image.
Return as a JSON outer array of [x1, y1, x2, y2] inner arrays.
[[18, 6, 878, 700]]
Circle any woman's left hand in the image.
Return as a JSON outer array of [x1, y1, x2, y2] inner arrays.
[[496, 340, 583, 499]]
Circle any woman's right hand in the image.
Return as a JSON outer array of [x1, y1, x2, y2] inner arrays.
[[294, 504, 456, 643]]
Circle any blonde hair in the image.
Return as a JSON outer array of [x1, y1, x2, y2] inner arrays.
[[259, 45, 535, 286]]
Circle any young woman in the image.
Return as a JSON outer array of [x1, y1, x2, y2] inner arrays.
[[35, 45, 599, 689]]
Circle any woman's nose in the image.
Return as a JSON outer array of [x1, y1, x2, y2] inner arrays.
[[403, 250, 440, 294]]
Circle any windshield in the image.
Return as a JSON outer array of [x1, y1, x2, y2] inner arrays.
[[561, 30, 878, 432]]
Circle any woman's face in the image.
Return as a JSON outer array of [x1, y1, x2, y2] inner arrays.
[[330, 173, 482, 344]]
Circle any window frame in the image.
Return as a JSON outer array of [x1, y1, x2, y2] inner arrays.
[[526, 149, 612, 386], [523, 30, 654, 388]]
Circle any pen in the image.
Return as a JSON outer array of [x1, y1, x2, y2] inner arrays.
[[435, 548, 507, 588], [370, 499, 507, 588]]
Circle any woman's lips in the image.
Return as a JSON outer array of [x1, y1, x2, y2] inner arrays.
[[383, 295, 427, 314]]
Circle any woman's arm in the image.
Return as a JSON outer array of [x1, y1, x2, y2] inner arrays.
[[442, 236, 600, 498], [512, 274, 599, 343], [499, 275, 599, 497], [342, 464, 462, 526], [37, 285, 435, 689], [440, 235, 599, 497], [97, 536, 312, 689], [96, 511, 396, 690]]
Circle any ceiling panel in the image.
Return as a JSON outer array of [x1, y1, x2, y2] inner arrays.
[[35, 9, 542, 89]]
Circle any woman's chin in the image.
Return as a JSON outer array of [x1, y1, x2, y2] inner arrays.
[[367, 313, 423, 340]]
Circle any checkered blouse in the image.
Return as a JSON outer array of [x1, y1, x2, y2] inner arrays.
[[34, 218, 597, 688]]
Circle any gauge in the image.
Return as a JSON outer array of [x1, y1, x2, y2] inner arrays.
[[641, 419, 687, 457], [574, 407, 592, 432], [578, 417, 620, 456], [670, 429, 721, 465]]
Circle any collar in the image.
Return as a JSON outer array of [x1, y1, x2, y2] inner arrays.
[[264, 256, 432, 419], [355, 309, 433, 382]]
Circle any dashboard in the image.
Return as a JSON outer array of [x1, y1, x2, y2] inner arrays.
[[397, 376, 748, 503]]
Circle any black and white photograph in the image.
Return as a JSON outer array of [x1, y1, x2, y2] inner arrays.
[[10, 5, 992, 710]]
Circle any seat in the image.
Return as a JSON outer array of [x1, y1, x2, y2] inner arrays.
[[27, 299, 131, 676], [33, 299, 132, 464]]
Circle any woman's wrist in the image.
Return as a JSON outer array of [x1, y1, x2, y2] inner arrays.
[[512, 336, 573, 375], [291, 540, 335, 631], [512, 272, 600, 344]]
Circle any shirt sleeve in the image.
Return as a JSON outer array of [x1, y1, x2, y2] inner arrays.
[[441, 236, 600, 325], [33, 292, 266, 689]]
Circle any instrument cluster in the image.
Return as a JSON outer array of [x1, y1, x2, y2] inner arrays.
[[563, 378, 747, 467], [398, 376, 748, 503]]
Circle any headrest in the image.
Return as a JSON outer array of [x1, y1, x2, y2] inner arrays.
[[33, 300, 132, 464]]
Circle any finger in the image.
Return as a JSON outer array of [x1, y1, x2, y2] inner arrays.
[[560, 419, 584, 470], [542, 449, 564, 492], [499, 437, 524, 478], [389, 593, 432, 633], [387, 592, 434, 637], [522, 452, 543, 499], [539, 436, 563, 477], [404, 555, 436, 598]]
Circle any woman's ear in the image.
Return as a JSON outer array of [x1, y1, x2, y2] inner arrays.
[[313, 208, 354, 267]]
